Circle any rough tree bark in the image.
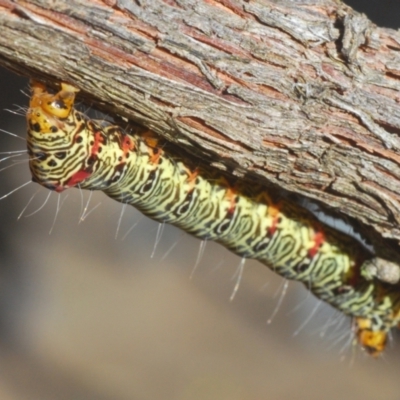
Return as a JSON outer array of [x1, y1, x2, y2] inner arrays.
[[0, 0, 400, 256]]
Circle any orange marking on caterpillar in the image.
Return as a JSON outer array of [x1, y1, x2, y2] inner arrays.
[[149, 147, 162, 164], [181, 168, 199, 202], [141, 131, 162, 164], [355, 317, 387, 357], [142, 130, 159, 148], [188, 169, 198, 183], [267, 202, 282, 236], [225, 186, 238, 215]]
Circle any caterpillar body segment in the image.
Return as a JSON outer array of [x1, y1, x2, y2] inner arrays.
[[26, 81, 400, 356]]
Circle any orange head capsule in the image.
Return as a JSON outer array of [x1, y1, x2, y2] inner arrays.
[[27, 81, 80, 133]]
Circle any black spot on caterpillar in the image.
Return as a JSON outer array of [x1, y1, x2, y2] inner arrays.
[[26, 81, 400, 356]]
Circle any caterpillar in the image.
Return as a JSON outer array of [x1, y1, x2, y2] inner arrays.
[[26, 81, 400, 356]]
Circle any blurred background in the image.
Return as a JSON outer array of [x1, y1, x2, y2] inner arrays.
[[0, 1, 400, 399]]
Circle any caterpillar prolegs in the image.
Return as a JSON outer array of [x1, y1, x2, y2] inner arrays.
[[27, 81, 400, 356]]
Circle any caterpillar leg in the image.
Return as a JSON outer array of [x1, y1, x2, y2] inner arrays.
[[355, 317, 387, 357]]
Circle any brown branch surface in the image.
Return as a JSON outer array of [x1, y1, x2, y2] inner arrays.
[[0, 0, 400, 250]]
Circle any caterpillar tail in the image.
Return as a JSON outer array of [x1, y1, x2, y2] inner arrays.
[[355, 317, 387, 357], [26, 81, 400, 357]]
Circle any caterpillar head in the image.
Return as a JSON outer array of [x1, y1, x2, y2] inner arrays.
[[27, 81, 94, 192]]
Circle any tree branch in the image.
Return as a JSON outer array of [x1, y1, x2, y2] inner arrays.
[[1, 0, 400, 252]]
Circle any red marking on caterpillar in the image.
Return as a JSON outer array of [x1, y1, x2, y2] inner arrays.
[[308, 229, 325, 258], [121, 135, 135, 157], [65, 170, 92, 190], [92, 131, 104, 156]]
